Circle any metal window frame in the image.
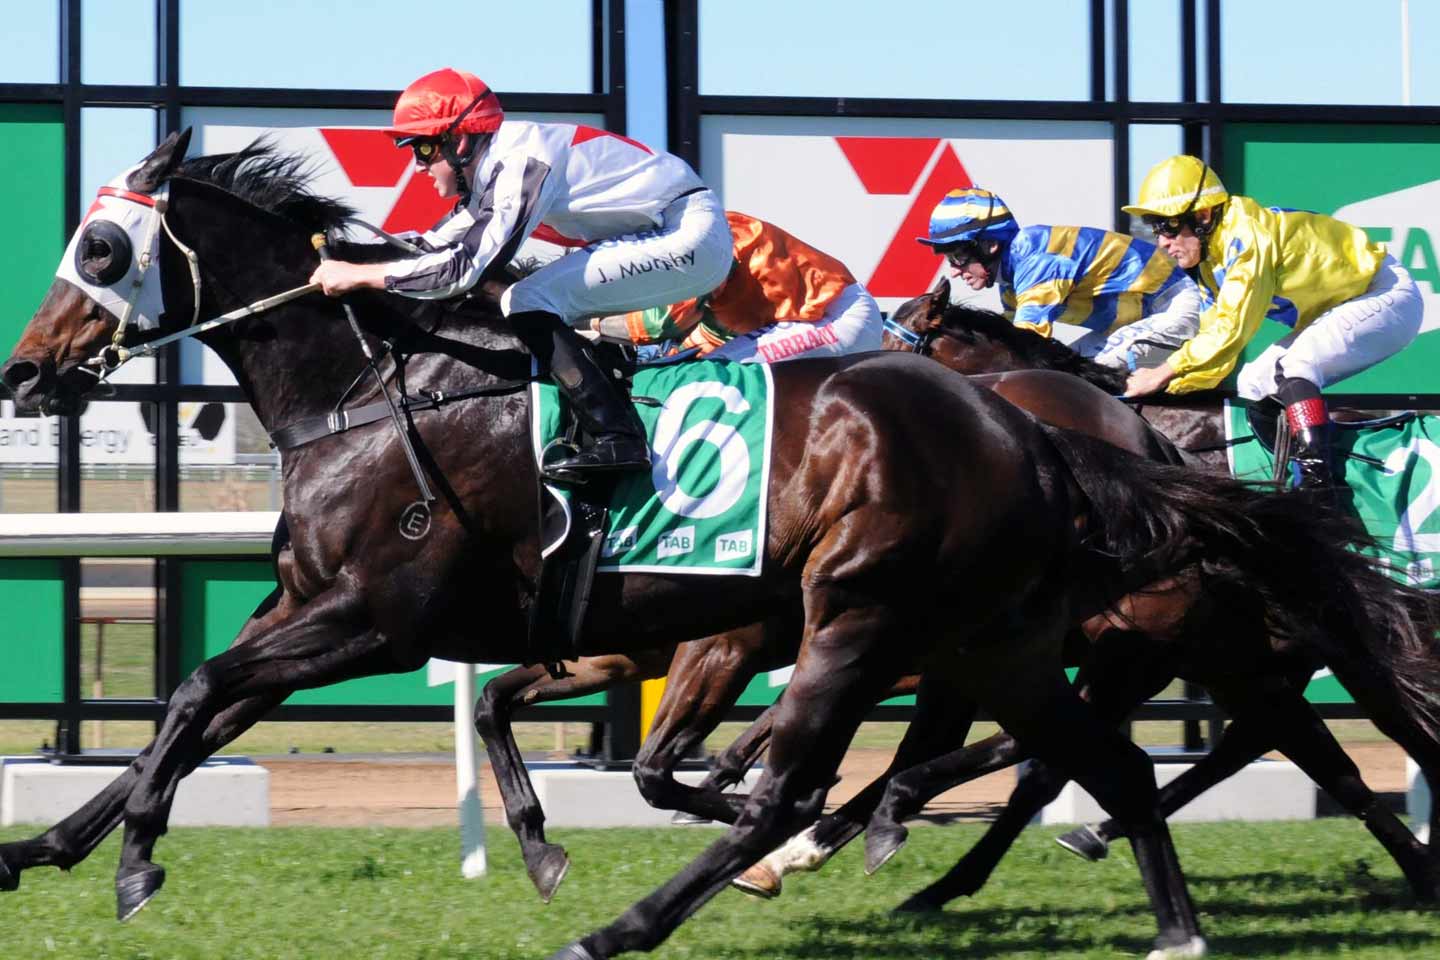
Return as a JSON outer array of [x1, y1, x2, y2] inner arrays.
[[0, 0, 627, 755], [0, 0, 1429, 756], [663, 0, 1439, 733]]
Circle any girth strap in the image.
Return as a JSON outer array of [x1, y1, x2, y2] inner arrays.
[[269, 380, 533, 451]]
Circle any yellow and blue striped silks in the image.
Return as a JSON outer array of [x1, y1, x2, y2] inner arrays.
[[1000, 225, 1190, 339]]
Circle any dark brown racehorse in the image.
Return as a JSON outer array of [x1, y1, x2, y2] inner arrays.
[[756, 288, 1440, 908], [887, 279, 1231, 466], [2, 133, 1420, 960], [475, 365, 1177, 902]]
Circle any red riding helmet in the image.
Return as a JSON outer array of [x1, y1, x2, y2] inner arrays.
[[385, 68, 505, 142]]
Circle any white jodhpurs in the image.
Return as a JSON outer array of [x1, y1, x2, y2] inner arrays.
[[502, 189, 735, 323], [1235, 255, 1424, 400], [708, 283, 883, 363]]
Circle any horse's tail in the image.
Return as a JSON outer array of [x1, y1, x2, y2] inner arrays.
[[1043, 424, 1440, 743]]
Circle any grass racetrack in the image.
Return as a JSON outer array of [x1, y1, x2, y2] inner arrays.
[[2, 820, 1435, 958]]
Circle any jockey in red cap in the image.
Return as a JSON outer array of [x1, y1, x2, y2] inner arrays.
[[310, 67, 734, 479]]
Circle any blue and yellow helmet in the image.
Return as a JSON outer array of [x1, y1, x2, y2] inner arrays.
[[917, 187, 1019, 248]]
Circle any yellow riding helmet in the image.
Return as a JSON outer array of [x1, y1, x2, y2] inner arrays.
[[1122, 155, 1228, 219]]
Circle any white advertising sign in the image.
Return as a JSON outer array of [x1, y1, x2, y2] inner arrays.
[[1335, 180, 1440, 336], [0, 398, 235, 465], [700, 116, 1115, 312]]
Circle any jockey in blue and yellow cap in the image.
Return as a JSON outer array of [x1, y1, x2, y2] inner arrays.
[[918, 187, 1204, 373]]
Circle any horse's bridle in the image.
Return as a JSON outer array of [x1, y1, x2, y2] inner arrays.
[[882, 317, 939, 357], [79, 184, 319, 378]]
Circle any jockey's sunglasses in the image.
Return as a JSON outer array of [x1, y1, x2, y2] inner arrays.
[[406, 138, 443, 166], [942, 241, 987, 269], [1142, 214, 1197, 239]]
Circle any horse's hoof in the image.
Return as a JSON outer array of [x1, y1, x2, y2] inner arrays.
[[1146, 935, 1207, 959], [529, 844, 571, 904], [1056, 823, 1109, 862], [116, 865, 165, 922], [865, 823, 909, 875], [0, 851, 18, 892], [893, 891, 944, 913], [670, 810, 712, 825], [730, 861, 781, 899], [546, 942, 599, 960]]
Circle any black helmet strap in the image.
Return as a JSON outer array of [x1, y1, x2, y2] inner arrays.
[[438, 90, 496, 203]]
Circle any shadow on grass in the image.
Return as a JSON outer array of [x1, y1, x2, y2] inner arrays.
[[770, 897, 1439, 959], [753, 858, 1440, 959]]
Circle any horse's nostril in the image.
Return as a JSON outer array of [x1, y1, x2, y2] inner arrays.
[[2, 360, 40, 392]]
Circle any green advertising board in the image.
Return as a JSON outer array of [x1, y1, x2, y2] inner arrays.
[[0, 559, 64, 702], [177, 560, 603, 707], [0, 104, 65, 354], [1224, 123, 1440, 395]]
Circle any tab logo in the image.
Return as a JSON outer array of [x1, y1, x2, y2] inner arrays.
[[715, 529, 753, 561], [603, 525, 638, 558], [657, 525, 696, 559]]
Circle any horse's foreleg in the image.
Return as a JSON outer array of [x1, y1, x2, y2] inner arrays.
[[977, 647, 1204, 959], [689, 702, 776, 795], [548, 601, 900, 960], [633, 624, 779, 825], [115, 586, 397, 921], [1060, 706, 1269, 859], [0, 692, 283, 894], [476, 652, 671, 902], [731, 672, 962, 898]]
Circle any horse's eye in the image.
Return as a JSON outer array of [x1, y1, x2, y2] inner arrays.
[[75, 220, 133, 287]]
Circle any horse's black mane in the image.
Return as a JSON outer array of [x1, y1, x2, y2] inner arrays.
[[938, 303, 1128, 394], [171, 139, 355, 232]]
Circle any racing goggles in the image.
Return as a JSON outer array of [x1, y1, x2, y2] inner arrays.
[[401, 137, 444, 166], [1142, 214, 1198, 239], [943, 241, 989, 269]]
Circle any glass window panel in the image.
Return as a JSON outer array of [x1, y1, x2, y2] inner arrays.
[[2, 104, 66, 377], [80, 110, 159, 385], [1104, 0, 1115, 101], [79, 557, 155, 705], [179, 0, 592, 91], [1221, 0, 1415, 105], [1129, 0, 1182, 102], [180, 404, 281, 513], [1, 4, 58, 82], [79, 401, 157, 512], [1, 103, 65, 513], [1412, 0, 1440, 105], [700, 0, 1091, 101], [0, 413, 57, 511], [82, 0, 156, 85], [1127, 124, 1184, 237], [81, 108, 157, 206]]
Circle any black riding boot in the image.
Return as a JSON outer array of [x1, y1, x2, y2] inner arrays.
[[510, 311, 650, 479], [1290, 422, 1336, 490], [1277, 376, 1334, 491]]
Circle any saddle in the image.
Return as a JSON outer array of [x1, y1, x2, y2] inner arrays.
[[527, 340, 702, 678]]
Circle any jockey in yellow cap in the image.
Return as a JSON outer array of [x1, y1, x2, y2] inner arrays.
[[1123, 155, 1424, 489]]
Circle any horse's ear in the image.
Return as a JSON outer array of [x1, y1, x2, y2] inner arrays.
[[926, 276, 951, 319], [126, 128, 193, 194]]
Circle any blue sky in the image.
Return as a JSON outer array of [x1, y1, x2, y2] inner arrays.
[[7, 0, 1440, 208]]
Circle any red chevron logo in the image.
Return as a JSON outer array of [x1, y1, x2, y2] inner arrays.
[[319, 128, 454, 233], [835, 137, 974, 297]]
